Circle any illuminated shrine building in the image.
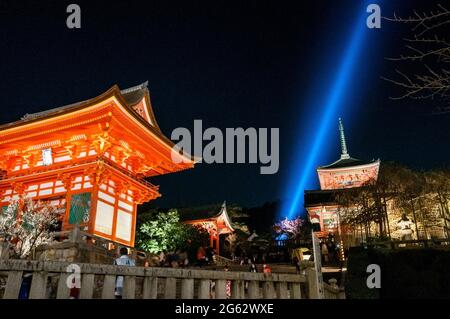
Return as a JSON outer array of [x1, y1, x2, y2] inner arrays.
[[305, 118, 380, 239], [181, 202, 234, 255], [0, 82, 196, 247]]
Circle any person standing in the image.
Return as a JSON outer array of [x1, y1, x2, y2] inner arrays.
[[293, 256, 301, 274], [234, 244, 242, 263], [158, 250, 166, 266], [18, 273, 33, 299], [197, 246, 206, 267], [263, 264, 271, 274], [397, 214, 415, 241], [327, 240, 336, 263], [245, 261, 258, 291], [205, 246, 214, 264], [249, 262, 257, 273], [114, 247, 135, 299], [321, 242, 329, 264]]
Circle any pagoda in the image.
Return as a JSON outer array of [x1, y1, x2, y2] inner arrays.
[[305, 118, 380, 239], [180, 202, 234, 255], [0, 82, 196, 247]]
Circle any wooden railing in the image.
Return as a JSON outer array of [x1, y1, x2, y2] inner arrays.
[[363, 238, 450, 250], [0, 259, 328, 299]]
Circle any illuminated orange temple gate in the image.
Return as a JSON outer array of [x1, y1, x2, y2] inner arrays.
[[0, 82, 195, 247]]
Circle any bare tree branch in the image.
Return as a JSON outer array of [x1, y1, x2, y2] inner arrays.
[[383, 5, 450, 113]]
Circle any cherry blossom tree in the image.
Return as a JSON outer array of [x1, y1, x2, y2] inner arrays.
[[273, 217, 304, 239], [0, 199, 60, 258]]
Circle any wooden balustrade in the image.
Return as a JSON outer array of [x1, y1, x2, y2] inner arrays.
[[0, 231, 343, 299], [0, 259, 340, 299], [363, 238, 450, 249]]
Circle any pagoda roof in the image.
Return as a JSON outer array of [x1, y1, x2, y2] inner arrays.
[[318, 157, 379, 170], [0, 81, 199, 156], [180, 202, 234, 231], [8, 81, 159, 130], [121, 81, 150, 105], [0, 82, 200, 178], [318, 118, 380, 170]]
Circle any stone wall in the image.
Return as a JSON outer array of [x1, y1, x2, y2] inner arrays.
[[35, 242, 116, 264], [34, 241, 151, 266]]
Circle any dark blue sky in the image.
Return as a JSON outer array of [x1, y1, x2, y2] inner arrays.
[[0, 0, 448, 209]]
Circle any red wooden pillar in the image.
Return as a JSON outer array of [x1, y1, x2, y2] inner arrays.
[[320, 206, 325, 233], [215, 235, 220, 255]]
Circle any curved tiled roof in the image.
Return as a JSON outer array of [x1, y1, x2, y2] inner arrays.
[[19, 81, 149, 122], [318, 157, 378, 169], [178, 202, 235, 232]]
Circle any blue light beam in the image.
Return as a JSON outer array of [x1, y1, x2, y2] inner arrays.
[[282, 2, 374, 220]]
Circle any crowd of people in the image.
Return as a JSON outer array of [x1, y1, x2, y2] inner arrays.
[[155, 245, 217, 268], [319, 237, 340, 264], [232, 243, 290, 265]]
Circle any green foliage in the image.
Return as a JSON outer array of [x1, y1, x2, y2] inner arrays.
[[137, 209, 209, 254], [137, 209, 182, 253]]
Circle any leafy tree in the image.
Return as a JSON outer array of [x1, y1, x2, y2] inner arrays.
[[137, 209, 183, 253], [137, 209, 209, 254]]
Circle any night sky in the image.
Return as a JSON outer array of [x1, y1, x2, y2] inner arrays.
[[0, 1, 448, 211]]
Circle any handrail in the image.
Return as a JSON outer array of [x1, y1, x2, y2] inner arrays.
[[0, 238, 342, 299], [0, 259, 306, 282], [363, 238, 450, 249]]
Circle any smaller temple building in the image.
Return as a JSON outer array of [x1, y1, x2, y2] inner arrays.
[[180, 202, 234, 255], [305, 118, 380, 243]]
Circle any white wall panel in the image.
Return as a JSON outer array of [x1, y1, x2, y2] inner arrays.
[[95, 201, 114, 235]]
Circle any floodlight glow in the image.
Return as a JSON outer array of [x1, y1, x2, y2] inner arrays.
[[280, 1, 375, 220]]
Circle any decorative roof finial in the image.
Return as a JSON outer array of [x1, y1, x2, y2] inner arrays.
[[120, 81, 149, 94], [339, 118, 350, 159]]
